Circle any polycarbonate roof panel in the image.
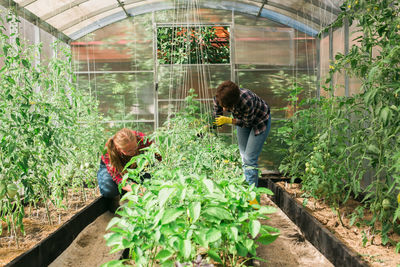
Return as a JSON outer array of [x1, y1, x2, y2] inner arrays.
[[10, 0, 343, 41]]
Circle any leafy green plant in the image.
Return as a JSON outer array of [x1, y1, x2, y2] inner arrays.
[[103, 92, 279, 266], [278, 0, 400, 251], [0, 9, 104, 243]]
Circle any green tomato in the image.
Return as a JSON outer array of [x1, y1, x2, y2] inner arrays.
[[7, 183, 18, 199], [382, 199, 391, 210]]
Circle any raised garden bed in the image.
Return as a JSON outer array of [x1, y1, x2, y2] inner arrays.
[[259, 175, 400, 267], [1, 189, 103, 267]]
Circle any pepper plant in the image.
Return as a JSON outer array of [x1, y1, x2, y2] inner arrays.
[[103, 91, 279, 267]]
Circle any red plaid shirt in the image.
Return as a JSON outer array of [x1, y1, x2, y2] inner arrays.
[[101, 131, 152, 184]]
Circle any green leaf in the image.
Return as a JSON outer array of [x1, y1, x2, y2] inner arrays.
[[161, 261, 174, 267], [379, 106, 391, 125], [238, 212, 249, 222], [180, 239, 191, 259], [21, 59, 30, 68], [158, 187, 174, 207], [258, 206, 277, 214], [235, 242, 248, 257], [257, 233, 279, 245], [249, 220, 261, 238], [195, 231, 208, 248], [256, 187, 274, 195], [367, 144, 380, 155], [100, 260, 127, 267], [206, 228, 221, 243], [261, 224, 280, 234], [105, 233, 124, 247], [228, 226, 238, 242], [204, 206, 233, 220], [208, 250, 222, 263], [161, 208, 184, 225], [155, 249, 173, 261], [203, 179, 214, 193], [189, 202, 201, 223]]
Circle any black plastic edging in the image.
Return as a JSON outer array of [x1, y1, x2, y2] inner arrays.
[[259, 178, 369, 267], [5, 196, 109, 267]]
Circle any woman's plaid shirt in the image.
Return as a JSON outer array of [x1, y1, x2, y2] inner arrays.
[[213, 88, 270, 136]]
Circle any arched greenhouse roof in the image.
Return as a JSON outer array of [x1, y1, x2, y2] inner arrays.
[[1, 0, 342, 43]]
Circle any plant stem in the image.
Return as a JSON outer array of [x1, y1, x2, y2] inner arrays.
[[11, 216, 19, 248], [44, 199, 52, 225]]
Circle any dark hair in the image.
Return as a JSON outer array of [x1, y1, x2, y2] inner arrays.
[[216, 81, 240, 109]]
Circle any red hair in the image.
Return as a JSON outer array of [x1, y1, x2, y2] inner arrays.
[[106, 128, 138, 174]]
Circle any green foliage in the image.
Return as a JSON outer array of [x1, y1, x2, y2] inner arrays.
[[104, 92, 279, 266], [0, 10, 104, 236], [279, 0, 400, 251], [157, 26, 230, 64]]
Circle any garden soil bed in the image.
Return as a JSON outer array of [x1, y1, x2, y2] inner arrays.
[[0, 188, 100, 267], [49, 211, 121, 267], [271, 179, 400, 267], [256, 194, 333, 267], [50, 194, 333, 267]]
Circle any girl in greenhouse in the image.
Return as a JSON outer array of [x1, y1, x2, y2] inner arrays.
[[213, 80, 271, 187], [97, 128, 157, 210]]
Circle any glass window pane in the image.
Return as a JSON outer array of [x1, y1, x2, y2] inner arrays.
[[19, 17, 35, 46], [295, 31, 317, 69], [72, 15, 153, 71], [319, 34, 330, 97], [157, 65, 231, 100], [234, 12, 286, 27], [234, 25, 294, 66], [76, 73, 155, 122], [40, 28, 54, 64], [104, 122, 155, 136], [153, 8, 233, 24], [332, 26, 345, 96], [47, 0, 116, 31]]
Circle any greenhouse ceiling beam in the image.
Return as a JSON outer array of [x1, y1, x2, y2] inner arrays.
[[256, 0, 266, 17], [59, 3, 123, 31], [116, 0, 131, 17], [70, 1, 318, 40], [0, 0, 72, 44], [41, 0, 90, 21], [18, 0, 36, 7], [59, 0, 143, 32], [303, 0, 341, 15], [264, 1, 322, 26]]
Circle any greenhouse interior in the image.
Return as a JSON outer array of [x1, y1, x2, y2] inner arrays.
[[0, 0, 399, 266]]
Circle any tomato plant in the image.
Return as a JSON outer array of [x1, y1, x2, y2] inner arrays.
[[0, 9, 104, 243], [157, 26, 230, 64], [278, 0, 400, 250]]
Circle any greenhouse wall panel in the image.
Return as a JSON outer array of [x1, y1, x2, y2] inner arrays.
[[332, 25, 345, 96], [319, 33, 330, 97], [39, 28, 54, 64], [234, 25, 294, 66]]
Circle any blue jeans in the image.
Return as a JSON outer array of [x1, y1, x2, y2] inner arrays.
[[97, 160, 119, 198], [236, 117, 271, 187]]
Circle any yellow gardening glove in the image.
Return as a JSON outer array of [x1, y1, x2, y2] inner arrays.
[[249, 198, 259, 205], [214, 116, 233, 126], [249, 196, 260, 210]]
